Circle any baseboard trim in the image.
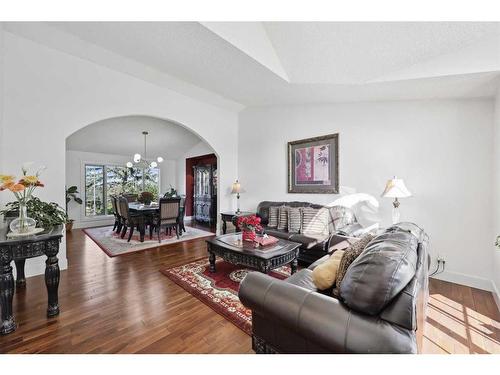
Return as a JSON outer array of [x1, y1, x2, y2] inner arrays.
[[431, 270, 494, 292], [492, 281, 500, 312], [74, 218, 115, 229]]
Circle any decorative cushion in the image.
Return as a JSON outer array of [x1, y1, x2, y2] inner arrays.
[[302, 207, 329, 237], [277, 205, 290, 230], [335, 233, 374, 289], [267, 206, 279, 228], [312, 250, 345, 290], [331, 206, 356, 231], [287, 207, 302, 234], [339, 231, 418, 316]]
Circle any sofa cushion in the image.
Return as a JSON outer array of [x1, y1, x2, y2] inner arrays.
[[302, 207, 329, 237], [277, 205, 290, 230], [288, 233, 327, 249], [312, 250, 345, 290], [287, 207, 302, 233], [336, 223, 365, 237], [335, 233, 374, 289], [264, 227, 292, 240], [339, 231, 418, 316], [268, 206, 279, 228], [285, 269, 317, 292], [331, 206, 356, 231]]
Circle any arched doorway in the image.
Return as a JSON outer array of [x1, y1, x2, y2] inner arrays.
[[65, 115, 220, 232]]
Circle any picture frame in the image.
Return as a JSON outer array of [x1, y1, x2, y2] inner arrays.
[[287, 133, 339, 194]]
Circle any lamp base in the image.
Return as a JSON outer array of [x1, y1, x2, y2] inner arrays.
[[392, 198, 400, 224]]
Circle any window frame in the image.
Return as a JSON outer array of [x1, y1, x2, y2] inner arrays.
[[84, 164, 106, 218], [83, 162, 161, 219]]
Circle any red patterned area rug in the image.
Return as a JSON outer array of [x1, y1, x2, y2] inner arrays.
[[161, 259, 290, 335], [83, 225, 214, 257]]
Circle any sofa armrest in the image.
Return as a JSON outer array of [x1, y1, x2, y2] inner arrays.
[[308, 254, 330, 270], [239, 272, 417, 353], [327, 234, 358, 251]]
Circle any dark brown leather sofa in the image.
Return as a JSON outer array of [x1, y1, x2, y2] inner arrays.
[[239, 223, 429, 354], [256, 201, 367, 264]]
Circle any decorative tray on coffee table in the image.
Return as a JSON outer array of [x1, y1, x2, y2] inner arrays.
[[218, 234, 284, 251]]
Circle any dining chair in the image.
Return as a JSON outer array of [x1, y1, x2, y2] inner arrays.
[[110, 195, 121, 232], [123, 193, 139, 203], [153, 197, 181, 242], [118, 196, 142, 242], [178, 195, 186, 234], [114, 195, 125, 234]]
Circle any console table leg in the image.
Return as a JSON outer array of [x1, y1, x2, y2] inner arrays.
[[0, 250, 16, 335], [45, 244, 60, 318], [208, 251, 216, 273], [291, 259, 298, 275], [14, 259, 26, 289], [222, 220, 227, 235]]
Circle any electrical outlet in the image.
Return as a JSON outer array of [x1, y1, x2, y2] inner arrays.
[[437, 255, 446, 263]]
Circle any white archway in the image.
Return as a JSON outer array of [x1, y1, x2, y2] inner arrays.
[[65, 114, 221, 230], [1, 33, 239, 277]]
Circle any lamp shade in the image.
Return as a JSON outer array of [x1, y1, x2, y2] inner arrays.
[[231, 180, 241, 194], [381, 177, 412, 198]]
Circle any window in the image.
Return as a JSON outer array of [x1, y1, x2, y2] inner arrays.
[[85, 164, 160, 217], [85, 165, 104, 216]]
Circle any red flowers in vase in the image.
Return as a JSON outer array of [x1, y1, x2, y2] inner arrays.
[[237, 215, 262, 241]]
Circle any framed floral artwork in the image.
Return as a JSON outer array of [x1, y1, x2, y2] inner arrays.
[[287, 133, 339, 194]]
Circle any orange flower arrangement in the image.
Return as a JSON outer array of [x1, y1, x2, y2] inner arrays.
[[0, 163, 45, 203]]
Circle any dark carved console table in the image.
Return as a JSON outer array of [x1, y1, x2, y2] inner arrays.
[[0, 225, 63, 335]]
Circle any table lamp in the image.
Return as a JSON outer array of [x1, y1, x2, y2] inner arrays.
[[381, 176, 412, 224], [231, 180, 242, 213]]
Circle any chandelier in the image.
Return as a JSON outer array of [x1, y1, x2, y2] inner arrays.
[[126, 131, 164, 170]]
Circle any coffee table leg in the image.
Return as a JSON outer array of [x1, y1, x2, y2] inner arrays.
[[209, 251, 216, 273], [291, 258, 298, 275]]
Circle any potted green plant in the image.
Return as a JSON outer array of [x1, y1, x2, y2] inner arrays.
[[66, 185, 82, 231], [163, 185, 178, 198], [0, 197, 67, 229]]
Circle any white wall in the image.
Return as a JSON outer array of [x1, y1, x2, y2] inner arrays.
[[0, 24, 4, 176], [65, 150, 177, 229], [0, 31, 239, 277], [493, 89, 500, 307], [239, 99, 495, 291], [161, 159, 177, 195]]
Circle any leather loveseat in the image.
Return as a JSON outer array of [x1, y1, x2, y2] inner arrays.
[[239, 223, 430, 354], [256, 201, 368, 264]]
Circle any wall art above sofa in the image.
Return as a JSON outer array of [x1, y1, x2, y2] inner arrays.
[[287, 133, 339, 194]]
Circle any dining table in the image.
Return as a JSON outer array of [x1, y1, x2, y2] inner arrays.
[[128, 202, 159, 242]]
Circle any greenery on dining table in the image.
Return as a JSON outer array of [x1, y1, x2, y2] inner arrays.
[[163, 185, 178, 198], [0, 197, 68, 228]]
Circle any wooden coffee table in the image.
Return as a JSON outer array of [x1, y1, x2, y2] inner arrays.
[[206, 233, 301, 274]]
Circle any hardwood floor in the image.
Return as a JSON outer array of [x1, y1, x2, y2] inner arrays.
[[0, 228, 498, 354]]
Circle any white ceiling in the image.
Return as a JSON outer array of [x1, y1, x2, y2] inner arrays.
[[263, 22, 499, 84], [66, 116, 208, 158], [6, 22, 500, 107]]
